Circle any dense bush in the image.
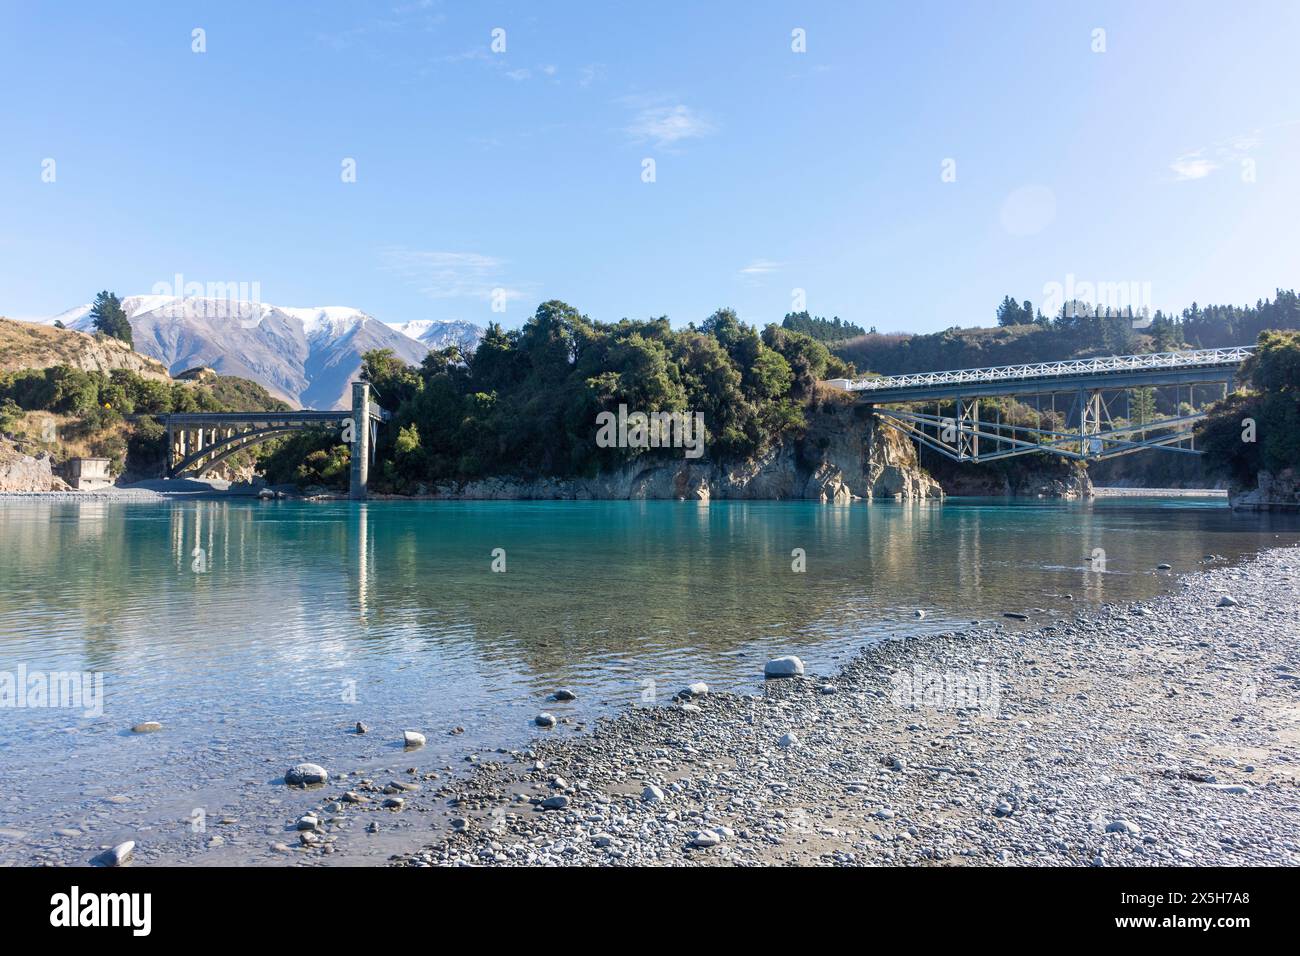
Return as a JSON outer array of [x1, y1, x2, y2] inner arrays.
[[258, 431, 351, 489], [1198, 329, 1300, 486], [0, 366, 286, 418], [0, 364, 289, 478], [361, 300, 856, 493]]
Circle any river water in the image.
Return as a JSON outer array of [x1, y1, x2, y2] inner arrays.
[[1, 496, 1298, 864]]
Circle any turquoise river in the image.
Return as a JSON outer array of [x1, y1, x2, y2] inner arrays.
[[1, 495, 1298, 864]]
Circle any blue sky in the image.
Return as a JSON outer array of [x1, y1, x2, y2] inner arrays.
[[2, 1, 1298, 333]]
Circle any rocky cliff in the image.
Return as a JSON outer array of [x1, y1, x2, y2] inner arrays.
[[922, 454, 1093, 498], [418, 395, 942, 501], [0, 440, 67, 492], [1230, 469, 1300, 511], [0, 317, 170, 379]]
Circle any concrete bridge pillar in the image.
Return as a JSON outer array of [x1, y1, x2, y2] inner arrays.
[[349, 381, 371, 500]]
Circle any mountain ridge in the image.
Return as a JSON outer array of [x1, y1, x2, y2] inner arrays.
[[41, 296, 484, 409]]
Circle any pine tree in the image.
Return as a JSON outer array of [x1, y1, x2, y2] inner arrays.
[[996, 295, 1019, 326], [89, 291, 133, 347]]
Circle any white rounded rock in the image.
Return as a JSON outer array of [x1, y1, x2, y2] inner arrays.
[[764, 656, 805, 679], [285, 763, 329, 786], [94, 841, 135, 867], [403, 730, 426, 748]]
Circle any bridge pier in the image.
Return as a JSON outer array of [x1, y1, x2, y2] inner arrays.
[[349, 381, 371, 500]]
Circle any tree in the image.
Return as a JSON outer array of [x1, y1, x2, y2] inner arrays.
[[1199, 329, 1300, 487], [780, 311, 865, 342], [995, 295, 1031, 326], [89, 291, 133, 346], [1128, 387, 1158, 435]]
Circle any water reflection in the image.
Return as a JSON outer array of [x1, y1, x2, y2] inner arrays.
[[4, 498, 1300, 688]]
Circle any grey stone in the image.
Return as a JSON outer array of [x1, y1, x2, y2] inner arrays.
[[284, 763, 329, 786], [93, 841, 135, 867], [764, 656, 805, 679]]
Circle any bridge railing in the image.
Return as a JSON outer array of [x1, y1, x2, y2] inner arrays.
[[833, 346, 1255, 393]]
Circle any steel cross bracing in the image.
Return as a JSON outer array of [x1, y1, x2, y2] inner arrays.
[[826, 347, 1254, 463]]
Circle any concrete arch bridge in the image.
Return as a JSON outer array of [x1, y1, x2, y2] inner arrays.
[[161, 382, 387, 498]]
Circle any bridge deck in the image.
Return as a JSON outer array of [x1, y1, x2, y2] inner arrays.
[[828, 346, 1253, 403], [162, 408, 386, 425]]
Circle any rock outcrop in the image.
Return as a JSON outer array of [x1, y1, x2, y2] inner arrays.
[[0, 440, 68, 492], [423, 397, 941, 502], [0, 317, 170, 380], [928, 457, 1093, 499], [1230, 469, 1300, 511]]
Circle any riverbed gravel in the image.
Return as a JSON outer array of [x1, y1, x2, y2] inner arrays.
[[301, 545, 1300, 867]]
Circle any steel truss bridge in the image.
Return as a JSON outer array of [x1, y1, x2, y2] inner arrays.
[[160, 382, 388, 499], [827, 346, 1253, 463]]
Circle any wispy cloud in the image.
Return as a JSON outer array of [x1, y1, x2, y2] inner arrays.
[[380, 248, 526, 303], [1168, 125, 1279, 182], [315, 4, 444, 52], [737, 259, 783, 280], [626, 103, 715, 148], [1170, 154, 1219, 181]]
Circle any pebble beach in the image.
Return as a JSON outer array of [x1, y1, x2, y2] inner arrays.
[[270, 546, 1300, 867]]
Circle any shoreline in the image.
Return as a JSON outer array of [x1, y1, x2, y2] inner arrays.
[[292, 544, 1299, 867], [1091, 486, 1228, 498], [0, 484, 1235, 503]]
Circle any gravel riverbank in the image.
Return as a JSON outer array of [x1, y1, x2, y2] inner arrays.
[[268, 546, 1300, 867]]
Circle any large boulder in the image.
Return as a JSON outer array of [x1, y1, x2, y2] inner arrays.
[[764, 656, 805, 679], [284, 762, 329, 786], [0, 441, 62, 492]]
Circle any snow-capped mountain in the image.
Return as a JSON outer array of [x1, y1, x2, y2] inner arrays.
[[45, 297, 484, 410], [385, 319, 484, 354]]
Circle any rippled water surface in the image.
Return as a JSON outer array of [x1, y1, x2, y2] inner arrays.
[[1, 496, 1298, 864]]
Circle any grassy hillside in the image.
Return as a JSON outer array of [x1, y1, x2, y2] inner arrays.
[[0, 316, 170, 378], [0, 317, 289, 480]]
